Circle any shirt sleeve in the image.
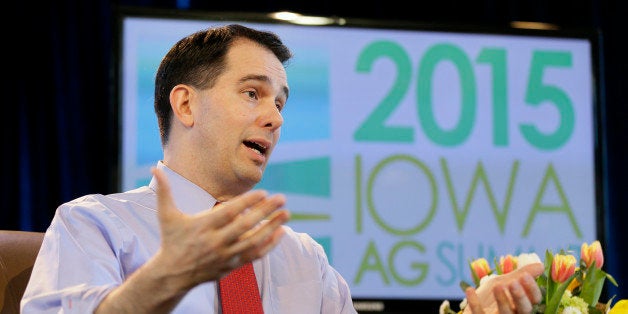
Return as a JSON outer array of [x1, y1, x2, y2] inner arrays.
[[314, 236, 357, 314], [21, 196, 129, 313]]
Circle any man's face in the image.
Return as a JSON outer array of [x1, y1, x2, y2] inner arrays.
[[191, 39, 289, 194]]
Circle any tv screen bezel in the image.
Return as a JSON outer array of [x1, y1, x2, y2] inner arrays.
[[113, 6, 605, 313]]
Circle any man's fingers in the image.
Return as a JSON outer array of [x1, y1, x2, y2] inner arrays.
[[254, 226, 287, 257], [494, 284, 514, 314], [214, 193, 286, 241], [239, 194, 287, 233], [209, 190, 270, 227], [521, 272, 543, 306], [461, 262, 543, 314], [243, 193, 287, 221], [509, 262, 543, 311], [508, 281, 532, 313], [241, 209, 290, 258], [518, 262, 544, 278], [225, 208, 290, 261], [465, 287, 484, 314]]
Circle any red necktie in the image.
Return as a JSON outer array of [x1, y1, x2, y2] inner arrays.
[[216, 201, 264, 314], [219, 262, 264, 313]]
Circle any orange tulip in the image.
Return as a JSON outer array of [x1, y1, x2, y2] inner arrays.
[[470, 258, 491, 280], [499, 254, 518, 274], [581, 240, 604, 268], [551, 254, 577, 283]]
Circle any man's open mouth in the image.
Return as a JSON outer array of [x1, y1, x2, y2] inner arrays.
[[244, 140, 267, 155]]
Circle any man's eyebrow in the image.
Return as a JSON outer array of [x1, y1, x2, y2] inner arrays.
[[239, 74, 290, 100]]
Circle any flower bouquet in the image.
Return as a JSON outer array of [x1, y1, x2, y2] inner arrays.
[[440, 240, 623, 314]]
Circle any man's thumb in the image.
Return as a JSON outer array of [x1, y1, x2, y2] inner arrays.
[[152, 167, 180, 222]]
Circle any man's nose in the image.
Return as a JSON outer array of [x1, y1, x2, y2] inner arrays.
[[259, 101, 283, 130]]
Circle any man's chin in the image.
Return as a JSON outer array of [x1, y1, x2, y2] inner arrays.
[[239, 168, 264, 187]]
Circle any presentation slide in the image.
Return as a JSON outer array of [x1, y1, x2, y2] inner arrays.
[[119, 15, 598, 300]]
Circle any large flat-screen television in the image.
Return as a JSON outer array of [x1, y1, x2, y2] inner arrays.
[[115, 7, 603, 312]]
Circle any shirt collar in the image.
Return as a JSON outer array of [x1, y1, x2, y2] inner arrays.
[[148, 161, 219, 215]]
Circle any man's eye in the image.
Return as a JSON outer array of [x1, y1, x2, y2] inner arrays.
[[276, 103, 284, 111], [246, 90, 258, 99]]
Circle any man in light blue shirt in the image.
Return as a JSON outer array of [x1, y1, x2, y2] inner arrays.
[[22, 24, 356, 314], [22, 24, 543, 314], [22, 160, 354, 313]]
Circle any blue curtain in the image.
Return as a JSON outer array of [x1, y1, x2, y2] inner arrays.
[[5, 0, 626, 302]]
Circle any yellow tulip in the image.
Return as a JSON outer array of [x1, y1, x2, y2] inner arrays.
[[566, 267, 581, 292], [581, 240, 604, 268], [551, 254, 577, 283], [470, 258, 491, 280], [609, 299, 628, 314]]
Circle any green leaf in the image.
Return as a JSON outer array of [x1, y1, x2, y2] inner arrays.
[[494, 256, 504, 275], [545, 272, 578, 314], [580, 264, 607, 305], [542, 250, 554, 306], [459, 280, 472, 292], [468, 259, 481, 286], [606, 272, 619, 287]]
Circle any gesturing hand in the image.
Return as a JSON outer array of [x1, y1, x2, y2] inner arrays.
[[464, 263, 544, 314], [151, 167, 291, 288]]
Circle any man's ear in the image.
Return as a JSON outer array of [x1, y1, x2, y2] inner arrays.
[[169, 84, 194, 127]]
